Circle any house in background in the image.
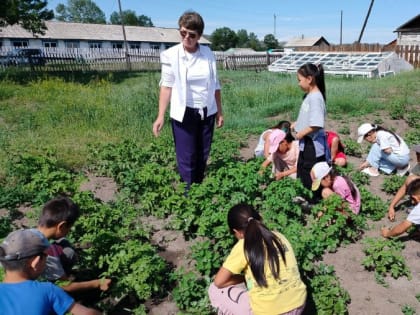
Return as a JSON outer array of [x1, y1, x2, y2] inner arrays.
[[284, 36, 330, 50], [0, 20, 211, 50], [394, 14, 420, 45]]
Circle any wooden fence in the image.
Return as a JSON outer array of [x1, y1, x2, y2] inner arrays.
[[395, 45, 420, 69], [0, 44, 418, 72]]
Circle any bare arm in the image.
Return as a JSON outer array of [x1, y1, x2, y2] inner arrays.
[[215, 89, 224, 128], [61, 279, 111, 293], [275, 166, 297, 180], [68, 302, 102, 315], [330, 136, 340, 161], [295, 126, 320, 140], [213, 266, 245, 288], [388, 175, 419, 221], [263, 131, 272, 158], [381, 220, 412, 238], [152, 86, 172, 137]]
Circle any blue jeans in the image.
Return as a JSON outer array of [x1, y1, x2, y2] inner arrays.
[[367, 143, 409, 174]]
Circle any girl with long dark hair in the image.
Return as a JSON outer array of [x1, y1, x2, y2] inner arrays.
[[357, 123, 410, 176], [208, 204, 307, 315], [291, 63, 328, 198]]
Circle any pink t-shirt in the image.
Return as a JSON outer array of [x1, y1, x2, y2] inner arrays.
[[332, 176, 361, 214], [278, 140, 299, 169]]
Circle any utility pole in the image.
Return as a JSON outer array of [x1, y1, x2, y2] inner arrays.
[[340, 10, 343, 46], [357, 0, 374, 43], [274, 14, 276, 38], [118, 0, 131, 70]]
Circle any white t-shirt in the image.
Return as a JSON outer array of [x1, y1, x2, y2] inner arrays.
[[407, 203, 420, 225], [376, 130, 409, 156]]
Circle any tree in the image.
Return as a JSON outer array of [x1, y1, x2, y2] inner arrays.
[[137, 15, 153, 27], [236, 29, 249, 48], [263, 34, 279, 50], [0, 0, 54, 34], [248, 32, 262, 51], [55, 0, 106, 24], [210, 27, 238, 51], [110, 10, 153, 26]]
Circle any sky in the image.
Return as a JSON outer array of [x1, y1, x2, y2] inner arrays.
[[46, 0, 420, 44]]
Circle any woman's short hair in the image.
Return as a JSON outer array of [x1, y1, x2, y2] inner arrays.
[[178, 11, 204, 35]]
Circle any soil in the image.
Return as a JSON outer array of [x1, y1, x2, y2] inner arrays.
[[10, 113, 419, 314]]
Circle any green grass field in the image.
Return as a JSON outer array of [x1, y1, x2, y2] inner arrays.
[[0, 69, 419, 172]]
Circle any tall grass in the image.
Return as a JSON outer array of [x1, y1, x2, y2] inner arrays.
[[0, 69, 419, 171]]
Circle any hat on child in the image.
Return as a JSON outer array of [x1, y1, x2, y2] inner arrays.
[[268, 129, 286, 154], [0, 229, 50, 261], [357, 123, 375, 143], [311, 161, 332, 191]]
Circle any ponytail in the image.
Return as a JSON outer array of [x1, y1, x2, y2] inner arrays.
[[228, 204, 286, 288]]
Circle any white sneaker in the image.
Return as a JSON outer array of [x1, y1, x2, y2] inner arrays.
[[361, 167, 379, 177], [396, 164, 410, 177]]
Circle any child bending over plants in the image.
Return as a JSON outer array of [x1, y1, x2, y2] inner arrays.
[[382, 178, 420, 238], [208, 203, 307, 315], [326, 130, 347, 167], [311, 162, 361, 215], [260, 129, 299, 180], [37, 197, 111, 295], [387, 144, 420, 221], [254, 120, 291, 158], [0, 229, 102, 315]]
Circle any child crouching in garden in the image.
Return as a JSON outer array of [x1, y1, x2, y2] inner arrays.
[[208, 203, 307, 315], [260, 129, 299, 180], [0, 229, 102, 315], [311, 161, 361, 215]]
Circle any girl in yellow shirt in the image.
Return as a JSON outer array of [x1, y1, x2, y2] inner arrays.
[[208, 204, 307, 315]]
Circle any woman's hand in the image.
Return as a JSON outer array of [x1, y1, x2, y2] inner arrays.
[[216, 113, 224, 128], [152, 117, 164, 137]]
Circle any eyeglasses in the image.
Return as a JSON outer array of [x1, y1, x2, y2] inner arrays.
[[179, 30, 198, 39]]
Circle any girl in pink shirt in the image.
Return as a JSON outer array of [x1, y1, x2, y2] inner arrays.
[[311, 162, 361, 214]]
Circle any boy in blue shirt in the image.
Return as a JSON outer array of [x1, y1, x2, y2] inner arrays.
[[0, 229, 101, 315]]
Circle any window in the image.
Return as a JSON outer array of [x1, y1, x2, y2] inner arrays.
[[12, 40, 29, 47], [65, 41, 80, 48], [129, 42, 141, 50], [112, 42, 123, 49], [89, 42, 102, 49], [150, 43, 160, 50], [43, 41, 57, 48]]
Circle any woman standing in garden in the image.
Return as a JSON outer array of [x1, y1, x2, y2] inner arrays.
[[152, 11, 224, 189], [357, 123, 410, 177], [208, 204, 307, 315], [291, 63, 328, 197]]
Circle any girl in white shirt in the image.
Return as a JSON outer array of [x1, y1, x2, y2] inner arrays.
[[357, 123, 410, 176]]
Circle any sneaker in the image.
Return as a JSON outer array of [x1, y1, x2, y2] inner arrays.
[[396, 164, 410, 177], [361, 167, 379, 177]]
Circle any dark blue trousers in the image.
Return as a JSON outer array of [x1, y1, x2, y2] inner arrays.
[[171, 107, 216, 187]]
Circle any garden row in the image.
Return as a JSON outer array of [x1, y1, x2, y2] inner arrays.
[[0, 129, 416, 314]]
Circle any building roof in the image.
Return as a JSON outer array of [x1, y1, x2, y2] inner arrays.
[[394, 14, 420, 33], [0, 21, 211, 44], [284, 36, 330, 47]]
